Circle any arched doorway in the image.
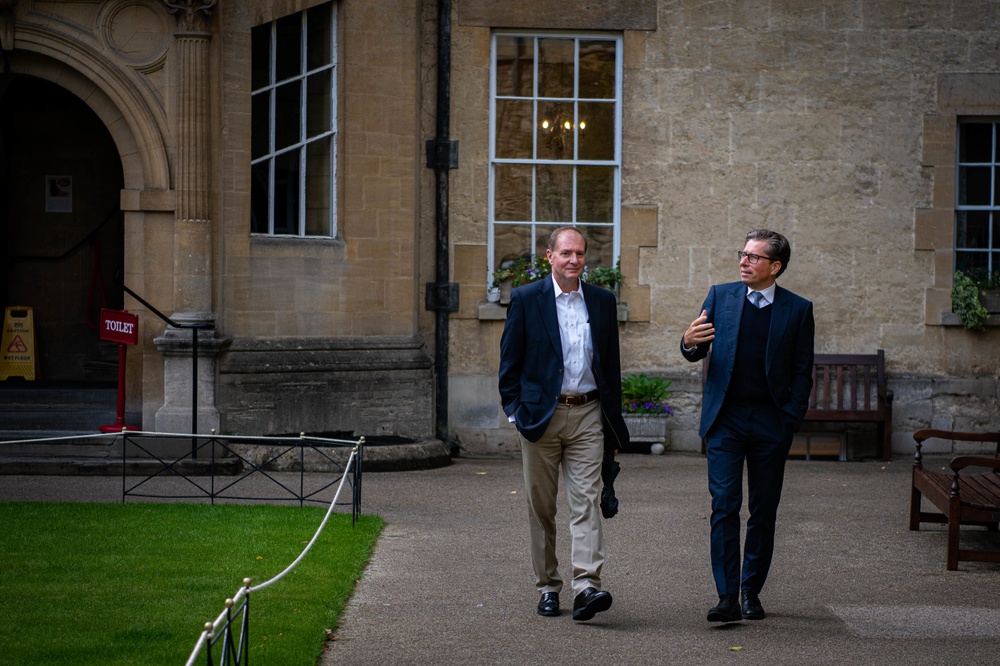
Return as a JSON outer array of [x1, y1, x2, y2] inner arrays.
[[0, 74, 125, 384]]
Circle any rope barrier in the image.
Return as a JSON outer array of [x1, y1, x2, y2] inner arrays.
[[184, 446, 359, 666]]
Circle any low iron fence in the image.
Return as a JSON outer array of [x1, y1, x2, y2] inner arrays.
[[118, 431, 364, 518]]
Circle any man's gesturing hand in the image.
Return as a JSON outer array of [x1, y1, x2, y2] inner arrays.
[[683, 309, 715, 349]]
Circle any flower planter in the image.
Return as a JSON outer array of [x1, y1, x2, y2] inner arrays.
[[622, 414, 670, 454], [980, 288, 1000, 313], [499, 279, 513, 305]]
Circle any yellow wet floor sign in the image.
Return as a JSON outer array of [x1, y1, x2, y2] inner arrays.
[[0, 306, 36, 381]]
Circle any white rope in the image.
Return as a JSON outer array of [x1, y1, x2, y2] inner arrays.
[[183, 447, 358, 666]]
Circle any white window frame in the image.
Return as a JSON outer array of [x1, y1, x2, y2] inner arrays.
[[488, 30, 623, 284], [251, 5, 338, 238]]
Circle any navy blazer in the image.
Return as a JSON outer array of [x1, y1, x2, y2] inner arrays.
[[681, 281, 815, 439], [499, 277, 630, 451]]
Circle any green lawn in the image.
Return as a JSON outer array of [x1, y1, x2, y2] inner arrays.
[[0, 502, 383, 665]]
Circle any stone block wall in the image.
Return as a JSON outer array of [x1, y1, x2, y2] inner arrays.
[[443, 0, 1000, 457]]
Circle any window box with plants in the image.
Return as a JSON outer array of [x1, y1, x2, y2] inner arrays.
[[951, 269, 1000, 331], [491, 255, 551, 304], [621, 373, 674, 455]]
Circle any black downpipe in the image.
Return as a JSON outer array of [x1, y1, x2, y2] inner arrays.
[[428, 0, 458, 451]]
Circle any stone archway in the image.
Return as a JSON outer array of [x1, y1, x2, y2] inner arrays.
[[0, 75, 125, 382]]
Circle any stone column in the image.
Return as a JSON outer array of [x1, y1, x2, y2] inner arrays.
[[155, 0, 224, 433]]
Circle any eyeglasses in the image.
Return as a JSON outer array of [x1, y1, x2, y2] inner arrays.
[[738, 251, 776, 265]]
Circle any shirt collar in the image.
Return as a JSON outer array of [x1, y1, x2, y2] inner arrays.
[[747, 283, 777, 304], [551, 273, 582, 297]]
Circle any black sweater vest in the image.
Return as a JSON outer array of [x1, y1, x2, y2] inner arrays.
[[727, 297, 772, 406]]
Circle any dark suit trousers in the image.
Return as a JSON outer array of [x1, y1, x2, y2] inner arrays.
[[705, 402, 792, 596]]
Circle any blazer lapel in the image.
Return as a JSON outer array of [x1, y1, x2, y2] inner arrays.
[[584, 285, 603, 370], [721, 283, 744, 371], [766, 285, 790, 370], [535, 279, 562, 355]]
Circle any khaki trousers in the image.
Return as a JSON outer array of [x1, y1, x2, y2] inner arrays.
[[520, 400, 605, 597]]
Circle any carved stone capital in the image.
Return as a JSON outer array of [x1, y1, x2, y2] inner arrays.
[[162, 0, 216, 34]]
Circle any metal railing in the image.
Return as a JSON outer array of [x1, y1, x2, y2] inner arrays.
[[120, 431, 363, 516], [117, 281, 209, 443]]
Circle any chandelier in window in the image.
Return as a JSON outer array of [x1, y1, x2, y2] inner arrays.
[[539, 106, 585, 153]]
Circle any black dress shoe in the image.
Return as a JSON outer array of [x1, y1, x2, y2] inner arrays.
[[707, 594, 742, 623], [572, 587, 612, 621], [537, 592, 560, 617], [741, 590, 765, 620]]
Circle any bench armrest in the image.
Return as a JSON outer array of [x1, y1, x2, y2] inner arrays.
[[950, 456, 1000, 473]]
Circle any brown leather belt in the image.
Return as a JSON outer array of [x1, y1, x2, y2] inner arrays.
[[557, 389, 600, 406]]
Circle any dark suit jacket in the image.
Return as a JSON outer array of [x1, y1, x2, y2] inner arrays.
[[499, 277, 630, 451], [681, 281, 815, 439]]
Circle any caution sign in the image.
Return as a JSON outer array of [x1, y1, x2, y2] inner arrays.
[[0, 306, 37, 381]]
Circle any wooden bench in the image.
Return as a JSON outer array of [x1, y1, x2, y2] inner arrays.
[[908, 428, 1000, 570], [803, 351, 893, 461], [701, 350, 894, 460]]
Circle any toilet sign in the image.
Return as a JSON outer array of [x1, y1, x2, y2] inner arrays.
[[100, 309, 139, 346], [99, 309, 140, 433]]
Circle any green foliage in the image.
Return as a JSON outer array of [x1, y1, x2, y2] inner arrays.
[[963, 267, 1000, 290], [952, 270, 990, 331], [585, 259, 625, 291], [492, 254, 551, 289], [0, 502, 383, 666], [621, 373, 674, 415]]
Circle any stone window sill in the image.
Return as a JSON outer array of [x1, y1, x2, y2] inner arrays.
[[940, 312, 1000, 327]]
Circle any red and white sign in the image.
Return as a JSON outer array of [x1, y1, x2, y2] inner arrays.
[[100, 309, 139, 346]]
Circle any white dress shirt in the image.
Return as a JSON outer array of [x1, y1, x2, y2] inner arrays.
[[747, 283, 777, 307], [553, 275, 597, 395]]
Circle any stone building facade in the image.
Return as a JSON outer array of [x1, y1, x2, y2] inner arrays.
[[1, 0, 997, 457]]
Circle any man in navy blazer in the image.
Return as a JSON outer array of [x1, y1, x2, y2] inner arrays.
[[682, 229, 814, 623], [499, 226, 629, 622]]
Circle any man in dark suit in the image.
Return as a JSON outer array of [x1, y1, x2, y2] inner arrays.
[[681, 228, 814, 623], [499, 226, 630, 622]]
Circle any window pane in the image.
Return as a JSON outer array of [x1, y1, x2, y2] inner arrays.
[[494, 163, 532, 221], [577, 166, 614, 222], [275, 14, 302, 81], [251, 92, 270, 159], [306, 72, 331, 138], [577, 101, 615, 161], [536, 164, 573, 222], [959, 123, 993, 163], [956, 250, 988, 274], [251, 161, 270, 233], [494, 224, 533, 269], [306, 3, 332, 71], [251, 24, 271, 90], [578, 40, 616, 99], [495, 99, 533, 159], [273, 150, 301, 235], [579, 225, 614, 270], [958, 166, 991, 205], [537, 101, 574, 160], [495, 36, 533, 98], [274, 81, 301, 150], [305, 137, 331, 235], [538, 38, 574, 99], [956, 210, 990, 248]]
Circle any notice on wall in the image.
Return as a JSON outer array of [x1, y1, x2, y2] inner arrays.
[[45, 175, 73, 213]]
